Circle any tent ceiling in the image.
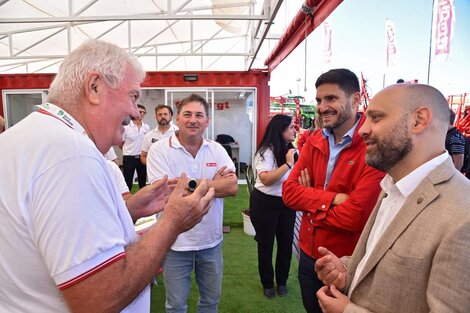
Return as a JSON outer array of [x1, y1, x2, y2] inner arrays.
[[0, 0, 285, 73]]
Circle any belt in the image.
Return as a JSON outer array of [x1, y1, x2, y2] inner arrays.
[[124, 155, 140, 159]]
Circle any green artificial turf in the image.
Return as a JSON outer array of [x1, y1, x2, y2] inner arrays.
[[148, 185, 304, 313]]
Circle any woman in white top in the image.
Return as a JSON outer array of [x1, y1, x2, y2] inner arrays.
[[250, 114, 297, 299]]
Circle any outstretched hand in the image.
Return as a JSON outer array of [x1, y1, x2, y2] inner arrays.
[[161, 173, 215, 232], [126, 175, 173, 221]]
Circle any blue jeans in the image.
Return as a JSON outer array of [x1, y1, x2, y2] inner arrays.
[[162, 242, 223, 313]]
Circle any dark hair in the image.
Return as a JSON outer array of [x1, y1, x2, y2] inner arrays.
[[396, 78, 405, 83], [449, 108, 456, 125], [131, 104, 146, 120], [177, 94, 209, 116], [315, 68, 360, 96], [256, 114, 294, 167], [155, 104, 173, 116]]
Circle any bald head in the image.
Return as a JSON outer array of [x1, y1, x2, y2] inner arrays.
[[379, 84, 449, 131], [360, 83, 450, 178]]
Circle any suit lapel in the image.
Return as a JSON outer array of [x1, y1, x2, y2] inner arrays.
[[345, 192, 385, 290], [350, 158, 455, 289]]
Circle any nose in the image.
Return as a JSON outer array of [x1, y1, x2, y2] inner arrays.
[[358, 117, 370, 139], [188, 114, 198, 123], [130, 103, 140, 120]]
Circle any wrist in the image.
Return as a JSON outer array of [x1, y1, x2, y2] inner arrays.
[[285, 162, 292, 169]]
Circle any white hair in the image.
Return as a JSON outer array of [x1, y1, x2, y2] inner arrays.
[[47, 39, 145, 106]]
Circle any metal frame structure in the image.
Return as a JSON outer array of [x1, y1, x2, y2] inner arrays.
[[0, 0, 283, 73]]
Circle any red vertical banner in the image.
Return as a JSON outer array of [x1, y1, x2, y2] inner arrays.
[[433, 0, 455, 62], [323, 22, 332, 65], [385, 19, 398, 68]]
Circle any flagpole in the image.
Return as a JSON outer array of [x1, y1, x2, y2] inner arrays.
[[384, 18, 388, 88], [427, 0, 436, 84]]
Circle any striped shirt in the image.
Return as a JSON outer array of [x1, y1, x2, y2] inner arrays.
[[445, 127, 465, 155]]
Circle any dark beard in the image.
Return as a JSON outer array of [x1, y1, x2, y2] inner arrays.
[[321, 100, 352, 131], [158, 119, 169, 126], [364, 119, 412, 172]]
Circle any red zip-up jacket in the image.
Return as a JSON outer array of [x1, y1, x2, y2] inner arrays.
[[282, 114, 385, 259]]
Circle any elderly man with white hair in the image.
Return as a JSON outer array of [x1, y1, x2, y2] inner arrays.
[[0, 39, 214, 313]]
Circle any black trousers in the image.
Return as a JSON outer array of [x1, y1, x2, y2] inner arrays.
[[298, 249, 324, 313], [249, 188, 296, 289], [122, 155, 147, 190]]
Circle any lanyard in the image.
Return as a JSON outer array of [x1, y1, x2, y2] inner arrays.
[[36, 103, 87, 136]]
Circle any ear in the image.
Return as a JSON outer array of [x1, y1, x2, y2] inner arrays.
[[84, 73, 101, 105], [350, 92, 361, 109], [410, 106, 432, 134]]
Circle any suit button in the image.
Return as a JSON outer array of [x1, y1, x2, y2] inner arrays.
[[307, 213, 311, 216], [310, 219, 313, 224], [307, 228, 311, 232], [417, 197, 423, 204], [321, 204, 326, 209]]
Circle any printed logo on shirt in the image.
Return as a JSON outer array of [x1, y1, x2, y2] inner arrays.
[[151, 138, 158, 143], [62, 114, 73, 125], [206, 162, 217, 167]]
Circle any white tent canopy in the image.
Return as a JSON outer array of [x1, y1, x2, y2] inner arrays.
[[0, 0, 300, 73]]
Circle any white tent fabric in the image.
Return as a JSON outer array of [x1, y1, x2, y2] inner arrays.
[[0, 0, 303, 74]]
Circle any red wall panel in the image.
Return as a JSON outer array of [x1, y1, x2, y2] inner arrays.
[[0, 71, 270, 145]]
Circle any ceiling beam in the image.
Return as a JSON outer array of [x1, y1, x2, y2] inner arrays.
[[248, 0, 283, 70], [0, 14, 268, 23], [0, 52, 251, 60]]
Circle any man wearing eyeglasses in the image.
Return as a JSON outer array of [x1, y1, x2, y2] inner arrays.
[[0, 39, 214, 313], [120, 104, 150, 190]]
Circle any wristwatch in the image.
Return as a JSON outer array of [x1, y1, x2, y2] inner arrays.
[[188, 179, 197, 192]]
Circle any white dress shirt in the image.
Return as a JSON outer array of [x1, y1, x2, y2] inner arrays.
[[348, 152, 449, 296]]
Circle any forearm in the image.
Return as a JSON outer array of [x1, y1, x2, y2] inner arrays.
[[62, 215, 180, 312], [126, 195, 145, 222], [205, 176, 238, 197], [451, 154, 463, 170], [140, 152, 148, 165], [283, 179, 336, 213], [259, 163, 291, 186]]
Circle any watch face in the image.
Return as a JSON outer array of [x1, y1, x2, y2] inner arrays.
[[188, 179, 197, 191]]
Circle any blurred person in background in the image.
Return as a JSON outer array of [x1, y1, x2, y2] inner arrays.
[[140, 104, 177, 165], [120, 104, 149, 190], [250, 114, 297, 299]]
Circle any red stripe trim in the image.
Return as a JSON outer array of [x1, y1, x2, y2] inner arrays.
[[57, 252, 125, 290], [36, 109, 73, 129]]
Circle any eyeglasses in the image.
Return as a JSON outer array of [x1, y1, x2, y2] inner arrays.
[[139, 110, 146, 115]]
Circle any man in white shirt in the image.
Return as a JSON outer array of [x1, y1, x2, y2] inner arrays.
[[105, 146, 120, 165], [140, 104, 177, 165], [314, 84, 470, 313], [120, 104, 150, 190], [0, 39, 214, 313], [147, 93, 238, 313], [106, 159, 131, 200]]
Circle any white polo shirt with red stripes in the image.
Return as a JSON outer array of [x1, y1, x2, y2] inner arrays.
[[0, 103, 149, 312]]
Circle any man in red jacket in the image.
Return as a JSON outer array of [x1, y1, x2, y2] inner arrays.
[[282, 68, 384, 313]]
